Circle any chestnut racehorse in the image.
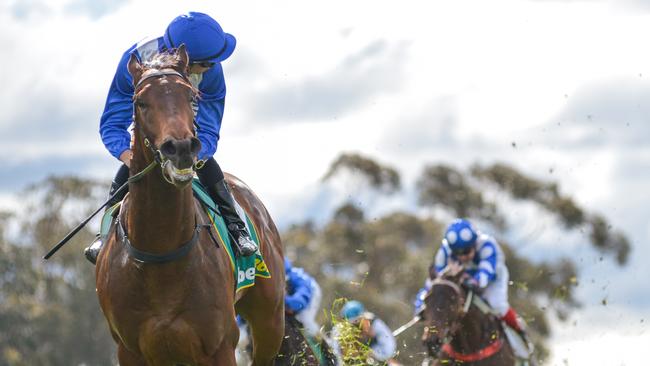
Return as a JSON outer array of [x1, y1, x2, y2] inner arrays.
[[95, 46, 284, 366], [420, 267, 515, 366]]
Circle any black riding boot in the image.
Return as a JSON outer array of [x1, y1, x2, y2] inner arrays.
[[208, 179, 258, 257], [84, 165, 129, 264]]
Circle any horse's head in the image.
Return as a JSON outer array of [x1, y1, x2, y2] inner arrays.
[[420, 263, 466, 357], [128, 45, 201, 187]]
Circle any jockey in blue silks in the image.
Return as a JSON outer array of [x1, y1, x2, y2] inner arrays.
[[235, 257, 321, 359], [85, 12, 257, 264], [284, 257, 322, 337], [413, 219, 529, 342]]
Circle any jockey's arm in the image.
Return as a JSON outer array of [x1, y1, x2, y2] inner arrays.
[[285, 268, 314, 313], [413, 277, 433, 314], [413, 246, 449, 312], [433, 245, 450, 275], [193, 65, 225, 160], [473, 242, 498, 288], [99, 46, 137, 161], [369, 318, 396, 361]]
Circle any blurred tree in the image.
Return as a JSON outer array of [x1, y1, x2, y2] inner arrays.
[[417, 164, 506, 229], [0, 177, 115, 366], [322, 153, 401, 194], [471, 163, 630, 264], [282, 153, 630, 365]]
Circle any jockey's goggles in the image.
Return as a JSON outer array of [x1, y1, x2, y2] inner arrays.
[[452, 246, 474, 256], [192, 61, 215, 68]]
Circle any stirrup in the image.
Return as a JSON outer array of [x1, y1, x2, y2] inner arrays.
[[84, 235, 103, 265], [227, 223, 257, 257], [236, 235, 258, 257]]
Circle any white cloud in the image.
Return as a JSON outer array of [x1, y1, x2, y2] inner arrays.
[[548, 304, 650, 366]]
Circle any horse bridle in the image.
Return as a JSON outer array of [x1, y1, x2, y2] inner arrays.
[[422, 279, 469, 356], [116, 68, 212, 264], [132, 68, 206, 180], [424, 279, 507, 363]]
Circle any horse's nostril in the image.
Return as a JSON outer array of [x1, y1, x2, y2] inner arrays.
[[190, 137, 201, 155], [160, 140, 177, 157]]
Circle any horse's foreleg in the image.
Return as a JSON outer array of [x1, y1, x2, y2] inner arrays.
[[248, 311, 284, 366], [117, 344, 147, 366], [210, 347, 237, 366]]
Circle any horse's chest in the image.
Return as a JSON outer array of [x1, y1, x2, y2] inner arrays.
[[112, 300, 226, 360], [104, 271, 228, 354]]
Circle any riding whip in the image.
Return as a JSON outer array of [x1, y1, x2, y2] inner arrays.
[[42, 181, 129, 260], [392, 315, 422, 337], [43, 160, 158, 260]]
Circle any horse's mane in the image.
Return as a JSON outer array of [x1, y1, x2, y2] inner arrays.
[[138, 51, 198, 96], [142, 52, 185, 72]]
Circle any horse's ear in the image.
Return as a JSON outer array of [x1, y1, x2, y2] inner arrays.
[[127, 53, 143, 84], [176, 44, 190, 71], [428, 264, 438, 280]]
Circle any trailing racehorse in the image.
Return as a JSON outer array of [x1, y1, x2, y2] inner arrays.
[[420, 266, 517, 366], [95, 46, 285, 366], [274, 315, 338, 366]]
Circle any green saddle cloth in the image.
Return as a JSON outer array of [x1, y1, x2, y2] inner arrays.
[[99, 179, 271, 292]]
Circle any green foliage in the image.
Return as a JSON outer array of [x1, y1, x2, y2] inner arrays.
[[0, 176, 115, 366], [328, 299, 374, 365]]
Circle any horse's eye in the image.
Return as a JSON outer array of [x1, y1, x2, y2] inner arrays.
[[135, 99, 147, 109]]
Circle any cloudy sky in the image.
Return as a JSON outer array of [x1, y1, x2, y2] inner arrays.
[[1, 0, 650, 364]]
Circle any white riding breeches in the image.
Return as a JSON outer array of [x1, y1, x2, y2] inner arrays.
[[295, 281, 322, 337], [482, 264, 510, 316]]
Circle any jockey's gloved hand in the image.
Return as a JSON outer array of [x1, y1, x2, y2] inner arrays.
[[461, 277, 480, 293], [285, 296, 305, 313], [413, 287, 429, 314], [415, 305, 426, 320]]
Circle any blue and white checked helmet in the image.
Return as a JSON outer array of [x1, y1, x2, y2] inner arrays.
[[445, 219, 478, 252]]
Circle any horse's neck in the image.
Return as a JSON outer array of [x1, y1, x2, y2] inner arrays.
[[126, 158, 196, 254], [453, 305, 500, 352]]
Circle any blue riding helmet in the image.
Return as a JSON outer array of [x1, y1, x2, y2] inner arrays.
[[341, 300, 365, 321], [445, 219, 478, 252], [163, 12, 236, 63]]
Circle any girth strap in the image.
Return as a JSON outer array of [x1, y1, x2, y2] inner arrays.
[[117, 217, 202, 264]]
